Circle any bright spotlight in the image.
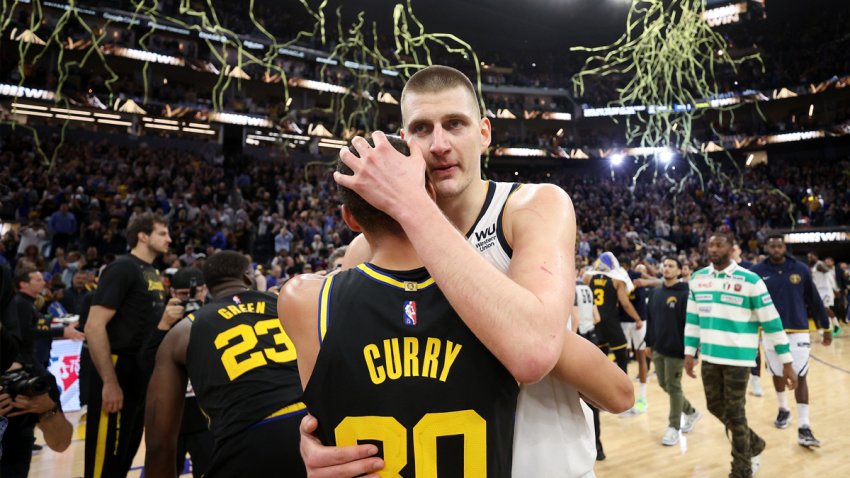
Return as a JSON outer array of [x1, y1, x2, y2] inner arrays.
[[659, 149, 675, 164], [610, 153, 625, 166]]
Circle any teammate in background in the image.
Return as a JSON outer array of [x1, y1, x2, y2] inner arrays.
[[299, 66, 632, 478], [584, 251, 642, 459], [808, 252, 840, 335], [751, 235, 831, 447], [573, 270, 601, 339], [84, 213, 170, 478], [645, 257, 701, 446], [326, 245, 348, 271], [145, 251, 305, 478], [621, 262, 651, 415], [685, 232, 797, 478], [281, 136, 520, 477]]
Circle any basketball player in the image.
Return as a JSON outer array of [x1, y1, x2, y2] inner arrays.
[[808, 252, 840, 335], [751, 235, 831, 446], [144, 251, 305, 478], [621, 261, 650, 414], [281, 136, 520, 476], [300, 66, 633, 478]]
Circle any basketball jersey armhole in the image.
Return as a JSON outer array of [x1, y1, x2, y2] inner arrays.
[[496, 183, 523, 258], [465, 181, 496, 239], [317, 276, 334, 345]]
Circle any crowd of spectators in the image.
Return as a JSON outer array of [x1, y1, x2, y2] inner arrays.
[[2, 130, 848, 294]]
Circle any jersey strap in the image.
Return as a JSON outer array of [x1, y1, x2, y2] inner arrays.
[[318, 276, 335, 344], [354, 264, 435, 291]]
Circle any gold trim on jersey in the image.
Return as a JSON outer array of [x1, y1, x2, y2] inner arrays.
[[319, 276, 335, 342], [355, 264, 436, 291], [264, 401, 307, 420]]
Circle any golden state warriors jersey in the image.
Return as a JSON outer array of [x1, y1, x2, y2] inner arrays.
[[303, 264, 518, 478], [185, 290, 303, 443]]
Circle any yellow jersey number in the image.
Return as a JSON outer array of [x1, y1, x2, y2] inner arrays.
[[593, 288, 605, 306], [214, 319, 297, 380], [335, 410, 486, 478]]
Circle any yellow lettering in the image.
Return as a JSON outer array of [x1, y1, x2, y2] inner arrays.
[[256, 301, 266, 314], [593, 278, 607, 286], [218, 308, 233, 319], [247, 302, 255, 313], [363, 344, 385, 385], [422, 338, 441, 379], [403, 337, 419, 377], [384, 339, 402, 380], [227, 305, 241, 316], [439, 341, 462, 382]]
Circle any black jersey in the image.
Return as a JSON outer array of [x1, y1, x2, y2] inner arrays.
[[91, 254, 166, 355], [304, 264, 518, 478], [588, 274, 627, 348], [619, 270, 648, 323], [185, 290, 303, 443]]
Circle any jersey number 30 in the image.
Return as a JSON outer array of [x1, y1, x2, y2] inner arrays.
[[335, 410, 486, 477], [214, 319, 296, 380]]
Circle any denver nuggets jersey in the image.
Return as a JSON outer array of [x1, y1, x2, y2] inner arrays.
[[185, 290, 303, 443], [304, 264, 518, 478], [465, 181, 597, 478]]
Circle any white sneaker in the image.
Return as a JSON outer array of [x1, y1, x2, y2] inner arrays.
[[661, 427, 680, 446], [749, 375, 764, 397], [681, 410, 702, 433], [751, 452, 762, 476]]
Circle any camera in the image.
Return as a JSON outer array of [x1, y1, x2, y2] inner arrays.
[[180, 278, 203, 314], [1, 368, 50, 399]]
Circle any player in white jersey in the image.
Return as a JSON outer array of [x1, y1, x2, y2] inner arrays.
[[808, 252, 840, 334], [299, 65, 633, 478]]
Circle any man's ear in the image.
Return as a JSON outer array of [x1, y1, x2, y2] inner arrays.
[[341, 205, 363, 233], [242, 270, 253, 286]]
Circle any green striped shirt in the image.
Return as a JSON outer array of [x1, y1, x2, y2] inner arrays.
[[684, 262, 792, 367]]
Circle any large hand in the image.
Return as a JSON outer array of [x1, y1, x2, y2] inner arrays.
[[102, 382, 124, 413], [9, 392, 57, 417], [0, 390, 13, 416], [158, 298, 186, 330], [63, 325, 85, 341], [299, 414, 383, 478], [635, 319, 644, 330], [684, 355, 698, 378], [782, 363, 798, 391], [334, 131, 429, 220]]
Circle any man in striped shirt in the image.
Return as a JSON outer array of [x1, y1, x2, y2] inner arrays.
[[684, 233, 798, 478]]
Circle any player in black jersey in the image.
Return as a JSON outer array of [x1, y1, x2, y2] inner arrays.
[[280, 136, 519, 477], [84, 213, 170, 478], [144, 251, 305, 478]]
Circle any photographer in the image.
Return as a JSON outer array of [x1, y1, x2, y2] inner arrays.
[[1, 263, 73, 477], [140, 266, 214, 477]]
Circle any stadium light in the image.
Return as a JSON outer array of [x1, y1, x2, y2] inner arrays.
[[659, 149, 675, 164], [609, 153, 625, 166]]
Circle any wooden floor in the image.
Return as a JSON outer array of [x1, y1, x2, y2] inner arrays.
[[30, 331, 850, 478]]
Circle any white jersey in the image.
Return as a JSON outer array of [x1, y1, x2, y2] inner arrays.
[[466, 181, 597, 478], [811, 262, 837, 306], [574, 283, 595, 335]]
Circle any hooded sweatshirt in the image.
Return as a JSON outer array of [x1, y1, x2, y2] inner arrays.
[[645, 281, 690, 358]]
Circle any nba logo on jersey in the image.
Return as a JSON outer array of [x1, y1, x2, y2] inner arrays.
[[403, 301, 417, 326], [233, 295, 241, 304]]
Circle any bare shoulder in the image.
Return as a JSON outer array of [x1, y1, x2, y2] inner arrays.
[[279, 274, 327, 311], [504, 183, 575, 242]]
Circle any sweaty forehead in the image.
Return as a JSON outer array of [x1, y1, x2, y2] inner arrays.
[[401, 87, 480, 126]]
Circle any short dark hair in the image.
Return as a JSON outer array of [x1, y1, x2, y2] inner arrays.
[[126, 213, 168, 248], [401, 65, 481, 123], [709, 231, 734, 246], [338, 136, 409, 236], [765, 233, 784, 243], [14, 266, 37, 290], [662, 256, 683, 269], [202, 251, 249, 289]]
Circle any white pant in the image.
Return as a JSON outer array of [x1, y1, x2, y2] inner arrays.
[[620, 322, 647, 350], [765, 332, 811, 377]]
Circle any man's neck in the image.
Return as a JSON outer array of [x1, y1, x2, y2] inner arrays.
[[131, 246, 157, 264], [663, 278, 678, 287], [436, 179, 489, 234], [212, 281, 250, 299], [368, 234, 424, 271], [19, 289, 37, 299], [769, 256, 786, 265], [712, 260, 732, 271]]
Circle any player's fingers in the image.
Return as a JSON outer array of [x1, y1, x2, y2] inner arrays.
[[332, 170, 357, 190], [307, 456, 384, 478], [338, 146, 363, 172], [349, 136, 372, 159]]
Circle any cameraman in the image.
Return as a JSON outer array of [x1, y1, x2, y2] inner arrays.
[[140, 267, 214, 477]]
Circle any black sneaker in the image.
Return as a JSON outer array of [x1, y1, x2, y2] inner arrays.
[[798, 427, 821, 447], [32, 443, 43, 452], [774, 409, 791, 429], [596, 443, 606, 461]]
